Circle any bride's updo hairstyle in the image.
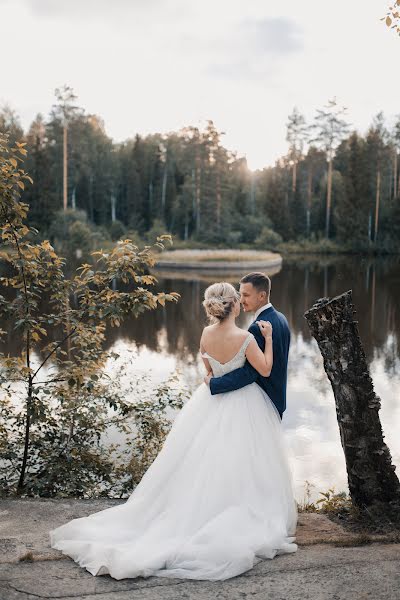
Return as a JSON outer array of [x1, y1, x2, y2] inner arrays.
[[203, 282, 239, 323]]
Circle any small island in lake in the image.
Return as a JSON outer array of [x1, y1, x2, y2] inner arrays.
[[155, 249, 282, 271]]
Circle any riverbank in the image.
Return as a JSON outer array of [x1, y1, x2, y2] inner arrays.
[[1, 499, 399, 599]]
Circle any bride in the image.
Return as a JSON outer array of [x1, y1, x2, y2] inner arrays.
[[50, 282, 298, 581]]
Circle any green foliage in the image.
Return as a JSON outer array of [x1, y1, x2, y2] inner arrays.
[[255, 226, 283, 250], [109, 219, 126, 241], [145, 218, 172, 245], [236, 215, 264, 244], [315, 488, 353, 514], [278, 236, 345, 255], [0, 132, 181, 496], [297, 480, 353, 514]]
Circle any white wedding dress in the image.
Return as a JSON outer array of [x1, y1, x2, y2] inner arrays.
[[50, 332, 298, 581]]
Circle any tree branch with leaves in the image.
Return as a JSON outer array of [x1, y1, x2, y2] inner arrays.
[[382, 1, 400, 35], [0, 132, 182, 496]]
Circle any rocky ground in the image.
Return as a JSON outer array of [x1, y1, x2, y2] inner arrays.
[[1, 499, 399, 600]]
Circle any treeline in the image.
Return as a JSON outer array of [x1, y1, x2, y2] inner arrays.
[[1, 92, 400, 252]]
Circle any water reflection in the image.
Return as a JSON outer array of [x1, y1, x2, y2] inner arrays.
[[2, 255, 400, 502], [107, 255, 400, 364]]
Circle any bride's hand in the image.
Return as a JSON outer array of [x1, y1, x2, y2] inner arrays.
[[258, 320, 272, 339]]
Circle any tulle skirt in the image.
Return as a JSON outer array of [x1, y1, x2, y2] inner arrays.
[[50, 382, 298, 581]]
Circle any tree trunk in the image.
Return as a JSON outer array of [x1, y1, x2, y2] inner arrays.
[[17, 381, 32, 493], [216, 171, 221, 229], [304, 290, 400, 508], [195, 157, 201, 234], [89, 174, 94, 222], [307, 165, 313, 237], [394, 152, 398, 199], [149, 181, 153, 215], [292, 160, 297, 193], [63, 124, 68, 211], [161, 162, 167, 221], [111, 193, 116, 222], [325, 158, 333, 238], [249, 174, 255, 214], [374, 170, 381, 243]]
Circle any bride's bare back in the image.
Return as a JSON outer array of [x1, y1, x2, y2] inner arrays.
[[200, 321, 273, 378], [200, 324, 250, 364]]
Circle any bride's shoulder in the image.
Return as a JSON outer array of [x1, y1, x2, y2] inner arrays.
[[200, 323, 215, 343], [236, 329, 254, 343], [201, 324, 215, 337], [244, 330, 256, 344]]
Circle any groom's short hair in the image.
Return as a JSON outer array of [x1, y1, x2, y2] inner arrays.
[[240, 272, 271, 298]]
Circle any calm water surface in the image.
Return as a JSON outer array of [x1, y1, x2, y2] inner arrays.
[[3, 255, 400, 502]]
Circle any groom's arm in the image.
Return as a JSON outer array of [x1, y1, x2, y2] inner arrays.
[[209, 324, 265, 395]]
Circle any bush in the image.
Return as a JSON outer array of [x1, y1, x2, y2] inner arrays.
[[278, 237, 345, 254], [109, 219, 126, 241], [124, 229, 145, 247], [255, 226, 283, 250], [69, 220, 94, 254], [225, 230, 242, 246], [145, 219, 171, 244], [48, 208, 88, 242], [238, 215, 264, 244]]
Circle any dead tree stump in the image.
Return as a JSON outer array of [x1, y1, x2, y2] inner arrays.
[[304, 290, 400, 508]]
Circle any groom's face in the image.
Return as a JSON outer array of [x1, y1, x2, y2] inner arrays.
[[239, 283, 267, 313]]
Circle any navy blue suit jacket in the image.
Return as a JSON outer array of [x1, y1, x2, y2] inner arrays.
[[209, 306, 290, 418]]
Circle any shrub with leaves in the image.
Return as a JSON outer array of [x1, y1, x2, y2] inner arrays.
[[315, 487, 353, 514], [0, 132, 180, 497]]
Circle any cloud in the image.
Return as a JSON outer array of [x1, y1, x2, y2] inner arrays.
[[243, 17, 303, 55], [204, 17, 304, 80], [12, 0, 163, 21]]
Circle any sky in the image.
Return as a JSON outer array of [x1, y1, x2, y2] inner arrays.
[[0, 0, 399, 169]]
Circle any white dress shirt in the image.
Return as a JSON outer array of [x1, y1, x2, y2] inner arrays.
[[254, 302, 272, 320]]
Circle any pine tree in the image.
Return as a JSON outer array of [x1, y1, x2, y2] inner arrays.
[[310, 98, 350, 238]]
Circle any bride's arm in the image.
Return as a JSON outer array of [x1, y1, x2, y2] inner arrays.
[[199, 333, 213, 375], [245, 321, 273, 377]]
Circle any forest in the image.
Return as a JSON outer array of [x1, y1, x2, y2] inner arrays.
[[1, 89, 400, 255]]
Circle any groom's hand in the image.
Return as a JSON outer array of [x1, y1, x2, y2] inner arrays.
[[204, 372, 213, 386]]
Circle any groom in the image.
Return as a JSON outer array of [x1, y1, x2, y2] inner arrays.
[[205, 272, 290, 419]]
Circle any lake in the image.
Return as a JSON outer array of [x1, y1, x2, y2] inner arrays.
[[2, 254, 400, 503]]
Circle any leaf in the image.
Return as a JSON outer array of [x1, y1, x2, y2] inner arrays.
[[386, 15, 392, 26], [17, 180, 25, 190], [9, 158, 17, 168]]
